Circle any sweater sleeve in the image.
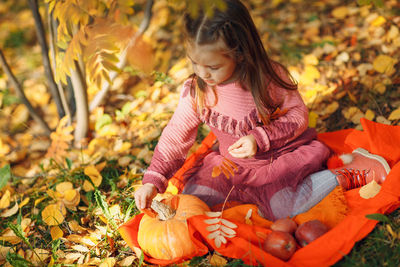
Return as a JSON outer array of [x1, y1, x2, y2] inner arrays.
[[142, 80, 201, 193], [249, 87, 309, 153]]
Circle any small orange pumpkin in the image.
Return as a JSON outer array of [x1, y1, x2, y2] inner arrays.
[[137, 194, 210, 260]]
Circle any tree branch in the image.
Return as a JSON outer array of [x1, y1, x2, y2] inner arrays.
[[69, 61, 89, 145], [0, 50, 52, 135], [47, 6, 72, 125], [28, 0, 65, 118], [88, 0, 154, 111]]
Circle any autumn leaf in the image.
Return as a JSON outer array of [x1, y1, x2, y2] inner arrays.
[[388, 107, 400, 121], [50, 226, 64, 240], [41, 203, 66, 226], [373, 55, 397, 75], [0, 189, 11, 209], [84, 165, 103, 187]]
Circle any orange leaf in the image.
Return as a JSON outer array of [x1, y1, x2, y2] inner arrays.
[[212, 166, 221, 177], [141, 208, 157, 218], [224, 158, 238, 171], [221, 162, 235, 177], [221, 167, 231, 179]]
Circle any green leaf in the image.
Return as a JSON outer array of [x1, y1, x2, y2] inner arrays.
[[372, 0, 384, 8], [94, 190, 117, 229], [66, 158, 73, 170], [95, 114, 113, 131], [123, 199, 137, 223], [6, 252, 33, 267], [7, 222, 30, 247], [0, 164, 11, 191], [357, 0, 371, 5], [365, 213, 390, 223]]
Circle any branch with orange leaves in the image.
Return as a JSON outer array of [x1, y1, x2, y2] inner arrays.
[[88, 0, 154, 112]]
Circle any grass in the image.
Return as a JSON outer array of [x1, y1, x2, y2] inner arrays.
[[334, 209, 400, 267]]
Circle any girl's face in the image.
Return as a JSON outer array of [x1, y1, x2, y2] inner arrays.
[[186, 39, 237, 86]]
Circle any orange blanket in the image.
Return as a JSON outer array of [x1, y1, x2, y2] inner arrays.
[[119, 119, 400, 266]]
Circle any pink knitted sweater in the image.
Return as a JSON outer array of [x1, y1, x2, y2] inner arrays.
[[142, 76, 309, 194]]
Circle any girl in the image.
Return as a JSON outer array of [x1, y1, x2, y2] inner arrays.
[[134, 0, 390, 220]]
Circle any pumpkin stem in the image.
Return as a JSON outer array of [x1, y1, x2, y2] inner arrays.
[[151, 200, 176, 221]]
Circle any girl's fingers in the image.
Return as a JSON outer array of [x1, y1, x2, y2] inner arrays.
[[229, 149, 250, 158]]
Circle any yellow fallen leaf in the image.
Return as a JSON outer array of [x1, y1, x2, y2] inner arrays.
[[303, 54, 319, 65], [42, 203, 66, 226], [165, 181, 178, 195], [325, 101, 339, 115], [64, 252, 84, 263], [359, 180, 381, 199], [1, 202, 18, 217], [365, 109, 375, 121], [118, 255, 137, 266], [97, 124, 119, 137], [371, 16, 386, 27], [27, 248, 50, 264], [387, 25, 399, 41], [388, 107, 400, 121], [47, 189, 62, 200], [208, 253, 228, 266], [84, 165, 102, 187], [373, 55, 397, 75], [0, 228, 21, 245], [300, 65, 320, 85], [83, 180, 95, 192], [0, 190, 11, 209], [0, 138, 10, 156], [332, 6, 349, 19], [308, 111, 318, 128], [63, 189, 80, 209], [50, 226, 64, 240], [56, 182, 74, 193], [72, 244, 90, 253], [132, 246, 143, 259], [0, 245, 12, 262], [19, 197, 30, 209], [373, 82, 386, 94], [64, 189, 78, 202], [68, 220, 87, 233], [95, 161, 107, 172], [386, 224, 397, 239], [11, 104, 29, 129], [34, 196, 46, 207], [99, 257, 117, 267]]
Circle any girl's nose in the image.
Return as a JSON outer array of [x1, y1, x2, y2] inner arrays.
[[198, 67, 210, 79]]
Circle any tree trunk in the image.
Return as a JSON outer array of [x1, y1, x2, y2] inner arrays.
[[28, 0, 65, 118]]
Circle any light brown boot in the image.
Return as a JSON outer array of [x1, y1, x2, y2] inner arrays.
[[329, 148, 391, 190]]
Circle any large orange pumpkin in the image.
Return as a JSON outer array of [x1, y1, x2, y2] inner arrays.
[[137, 194, 210, 260]]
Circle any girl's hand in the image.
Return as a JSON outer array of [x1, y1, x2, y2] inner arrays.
[[134, 183, 158, 210], [228, 134, 257, 158]]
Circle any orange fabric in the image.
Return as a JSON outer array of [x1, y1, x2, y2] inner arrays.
[[293, 186, 348, 229], [119, 119, 400, 266], [169, 131, 216, 192]]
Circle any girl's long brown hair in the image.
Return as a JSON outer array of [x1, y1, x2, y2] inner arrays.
[[183, 0, 297, 125]]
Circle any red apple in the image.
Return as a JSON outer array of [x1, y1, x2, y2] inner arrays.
[[263, 231, 297, 261], [295, 219, 329, 247], [270, 218, 297, 234]]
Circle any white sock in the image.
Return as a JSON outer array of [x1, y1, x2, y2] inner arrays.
[[291, 170, 339, 216], [270, 170, 339, 219]]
